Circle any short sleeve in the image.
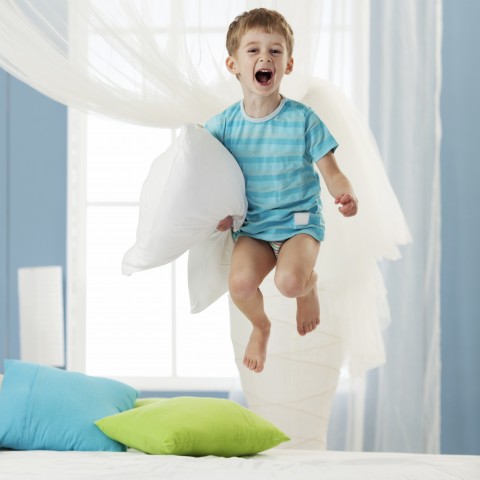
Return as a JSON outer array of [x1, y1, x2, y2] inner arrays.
[[305, 108, 338, 163], [205, 114, 224, 144]]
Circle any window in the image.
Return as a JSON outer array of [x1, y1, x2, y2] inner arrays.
[[68, 113, 238, 390], [67, 0, 368, 392]]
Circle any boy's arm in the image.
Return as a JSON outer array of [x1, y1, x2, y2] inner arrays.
[[316, 152, 358, 217]]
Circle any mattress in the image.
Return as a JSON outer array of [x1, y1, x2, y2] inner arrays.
[[0, 448, 478, 480]]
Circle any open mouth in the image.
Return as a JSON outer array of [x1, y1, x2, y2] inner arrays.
[[255, 69, 273, 85]]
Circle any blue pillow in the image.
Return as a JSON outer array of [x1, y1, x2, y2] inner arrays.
[[0, 359, 138, 451]]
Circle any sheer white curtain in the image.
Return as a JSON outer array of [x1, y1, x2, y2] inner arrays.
[[0, 0, 330, 126], [327, 0, 443, 453], [368, 0, 443, 454], [0, 0, 426, 451]]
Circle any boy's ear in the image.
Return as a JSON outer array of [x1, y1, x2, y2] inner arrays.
[[225, 56, 238, 75], [285, 57, 294, 75]]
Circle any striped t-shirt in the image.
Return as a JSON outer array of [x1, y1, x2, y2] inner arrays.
[[205, 98, 338, 242]]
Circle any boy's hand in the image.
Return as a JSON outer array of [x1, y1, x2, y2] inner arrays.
[[335, 193, 358, 217], [216, 215, 234, 231]]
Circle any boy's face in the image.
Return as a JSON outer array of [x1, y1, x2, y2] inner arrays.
[[226, 29, 293, 100]]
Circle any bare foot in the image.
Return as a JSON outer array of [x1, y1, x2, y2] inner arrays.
[[296, 287, 320, 336], [243, 321, 271, 373]]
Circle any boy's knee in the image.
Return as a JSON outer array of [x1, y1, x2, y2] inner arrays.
[[229, 273, 258, 301], [274, 270, 305, 298]]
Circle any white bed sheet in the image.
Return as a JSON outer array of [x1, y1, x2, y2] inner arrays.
[[0, 448, 479, 480]]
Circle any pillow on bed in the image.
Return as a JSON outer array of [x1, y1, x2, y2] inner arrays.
[[122, 123, 247, 276], [0, 359, 138, 451], [96, 396, 289, 457]]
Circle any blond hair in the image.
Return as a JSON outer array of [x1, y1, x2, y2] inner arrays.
[[226, 8, 294, 57]]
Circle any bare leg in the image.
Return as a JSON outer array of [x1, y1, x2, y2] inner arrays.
[[274, 234, 321, 336], [295, 271, 320, 335], [229, 237, 276, 373]]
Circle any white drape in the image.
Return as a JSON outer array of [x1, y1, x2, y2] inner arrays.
[[0, 0, 326, 127], [328, 0, 443, 453], [0, 0, 437, 452], [370, 0, 442, 454]]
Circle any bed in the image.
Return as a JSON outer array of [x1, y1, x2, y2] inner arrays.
[[1, 363, 478, 479], [1, 448, 479, 480]]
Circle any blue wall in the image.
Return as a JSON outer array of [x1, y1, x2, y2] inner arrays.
[[0, 71, 67, 367], [440, 0, 480, 455], [0, 71, 7, 364]]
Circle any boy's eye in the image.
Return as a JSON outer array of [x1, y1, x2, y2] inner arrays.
[[246, 48, 282, 55]]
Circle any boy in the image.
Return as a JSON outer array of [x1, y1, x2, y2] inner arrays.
[[206, 8, 357, 373]]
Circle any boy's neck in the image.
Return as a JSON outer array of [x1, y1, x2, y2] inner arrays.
[[242, 93, 283, 119]]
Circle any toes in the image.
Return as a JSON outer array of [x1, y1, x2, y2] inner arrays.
[[244, 354, 265, 372], [244, 356, 259, 372], [308, 320, 318, 332], [298, 320, 319, 335]]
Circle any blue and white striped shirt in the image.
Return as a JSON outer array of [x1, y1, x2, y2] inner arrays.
[[205, 98, 338, 242]]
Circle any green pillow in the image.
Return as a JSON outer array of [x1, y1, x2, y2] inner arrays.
[[96, 396, 289, 457]]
